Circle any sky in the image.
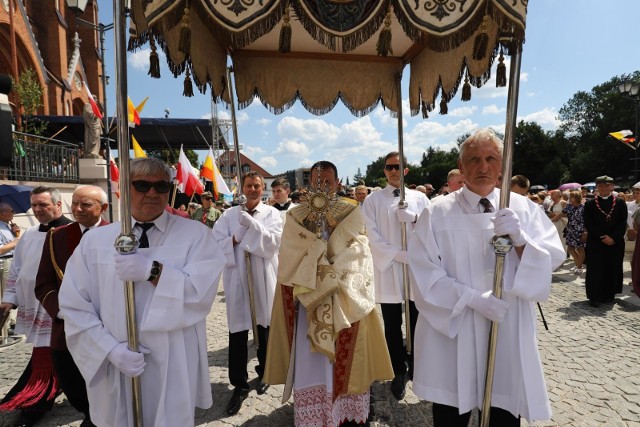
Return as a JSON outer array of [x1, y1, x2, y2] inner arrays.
[[97, 0, 640, 184]]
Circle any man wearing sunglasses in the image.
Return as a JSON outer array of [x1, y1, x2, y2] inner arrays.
[[59, 158, 226, 427], [212, 171, 283, 416], [190, 191, 221, 229], [361, 151, 430, 400]]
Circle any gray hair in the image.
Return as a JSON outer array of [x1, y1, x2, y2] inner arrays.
[[459, 128, 504, 160], [0, 202, 12, 212], [31, 186, 62, 204], [75, 185, 108, 204], [130, 157, 171, 181]]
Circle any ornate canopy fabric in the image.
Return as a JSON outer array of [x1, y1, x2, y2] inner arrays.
[[129, 0, 527, 116]]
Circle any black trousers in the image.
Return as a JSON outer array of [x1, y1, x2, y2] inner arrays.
[[380, 301, 418, 377], [432, 403, 520, 427], [228, 325, 269, 390], [51, 349, 91, 418]]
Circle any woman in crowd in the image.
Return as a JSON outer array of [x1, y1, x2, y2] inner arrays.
[[563, 190, 586, 275]]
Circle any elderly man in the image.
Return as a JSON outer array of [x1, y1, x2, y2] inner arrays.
[[59, 158, 225, 426], [35, 185, 109, 427], [583, 175, 628, 307], [191, 191, 221, 228], [0, 187, 73, 425], [265, 161, 393, 426], [212, 171, 283, 416], [0, 202, 20, 337], [355, 184, 368, 204], [409, 129, 565, 425], [361, 151, 429, 399]]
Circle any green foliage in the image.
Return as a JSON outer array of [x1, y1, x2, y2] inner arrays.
[[13, 68, 47, 135], [147, 148, 199, 168], [420, 146, 459, 188], [353, 167, 365, 185]]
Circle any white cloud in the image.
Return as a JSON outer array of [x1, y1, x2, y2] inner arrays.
[[259, 156, 277, 169], [482, 104, 505, 115], [449, 106, 478, 118], [256, 118, 272, 126], [405, 119, 478, 156], [274, 140, 311, 157], [241, 146, 266, 158], [128, 48, 153, 71], [519, 107, 561, 130]]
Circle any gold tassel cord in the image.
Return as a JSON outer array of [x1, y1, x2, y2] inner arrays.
[[178, 1, 191, 55], [472, 14, 489, 60], [148, 38, 161, 78], [496, 47, 507, 87], [279, 3, 292, 53], [183, 69, 194, 97], [421, 101, 429, 119], [462, 72, 471, 101], [376, 7, 393, 57]]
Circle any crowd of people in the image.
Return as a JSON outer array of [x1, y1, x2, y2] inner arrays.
[[1, 128, 633, 426]]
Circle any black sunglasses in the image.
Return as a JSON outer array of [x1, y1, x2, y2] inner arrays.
[[131, 180, 172, 193], [384, 164, 401, 171]]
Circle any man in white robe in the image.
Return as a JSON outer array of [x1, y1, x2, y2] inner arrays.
[[361, 151, 429, 399], [0, 186, 72, 425], [59, 158, 225, 427], [408, 129, 565, 425], [212, 171, 283, 416]]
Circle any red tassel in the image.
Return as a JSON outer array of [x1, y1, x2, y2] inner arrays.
[[0, 347, 59, 411]]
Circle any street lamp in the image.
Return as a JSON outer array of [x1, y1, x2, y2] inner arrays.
[[619, 78, 640, 181], [66, 0, 115, 220]]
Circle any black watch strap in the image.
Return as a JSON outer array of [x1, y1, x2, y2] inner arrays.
[[147, 260, 161, 282]]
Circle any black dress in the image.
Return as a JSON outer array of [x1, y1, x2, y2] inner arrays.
[[583, 196, 628, 303]]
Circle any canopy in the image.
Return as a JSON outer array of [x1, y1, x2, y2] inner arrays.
[[35, 115, 229, 151], [128, 0, 527, 116]]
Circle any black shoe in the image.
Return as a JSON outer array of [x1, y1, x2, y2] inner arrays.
[[80, 417, 97, 427], [13, 411, 45, 427], [390, 373, 406, 400], [256, 381, 270, 395], [225, 388, 249, 416]]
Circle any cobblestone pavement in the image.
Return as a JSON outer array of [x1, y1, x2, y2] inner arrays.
[[2, 258, 640, 427]]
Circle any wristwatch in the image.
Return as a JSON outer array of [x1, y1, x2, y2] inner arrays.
[[147, 260, 161, 282]]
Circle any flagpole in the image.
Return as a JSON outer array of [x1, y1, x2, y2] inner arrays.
[[112, 1, 143, 425]]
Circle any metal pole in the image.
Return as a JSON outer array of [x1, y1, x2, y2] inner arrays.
[[112, 1, 143, 425], [100, 22, 115, 221], [225, 66, 259, 347], [395, 73, 412, 354], [480, 46, 523, 427], [635, 102, 638, 181]]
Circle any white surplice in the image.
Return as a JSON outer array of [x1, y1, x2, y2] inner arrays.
[[361, 185, 430, 303], [59, 212, 224, 427], [3, 226, 52, 346], [408, 188, 565, 421], [212, 202, 283, 333]]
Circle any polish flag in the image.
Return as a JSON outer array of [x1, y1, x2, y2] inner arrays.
[[200, 148, 230, 199], [83, 81, 103, 119], [176, 145, 204, 196], [110, 157, 120, 198]]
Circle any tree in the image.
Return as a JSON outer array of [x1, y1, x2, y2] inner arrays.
[[14, 68, 46, 135], [353, 167, 365, 185], [420, 146, 458, 188], [147, 148, 199, 168], [512, 121, 568, 188]]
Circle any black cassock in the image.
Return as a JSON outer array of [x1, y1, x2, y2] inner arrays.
[[583, 196, 628, 303]]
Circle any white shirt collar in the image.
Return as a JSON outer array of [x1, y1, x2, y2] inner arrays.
[[79, 219, 102, 234], [461, 186, 498, 212], [131, 210, 169, 234]]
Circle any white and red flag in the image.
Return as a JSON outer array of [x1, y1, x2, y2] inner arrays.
[[83, 81, 103, 119], [176, 145, 204, 196]]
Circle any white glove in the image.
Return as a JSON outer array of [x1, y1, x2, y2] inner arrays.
[[393, 250, 409, 264], [491, 208, 527, 246], [239, 211, 255, 227], [107, 342, 150, 377], [395, 206, 418, 223], [468, 290, 509, 323], [233, 223, 249, 243], [114, 253, 153, 282]]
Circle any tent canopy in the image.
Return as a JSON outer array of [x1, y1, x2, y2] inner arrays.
[[34, 115, 229, 151], [129, 0, 527, 117]]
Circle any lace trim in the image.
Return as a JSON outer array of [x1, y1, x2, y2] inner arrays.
[[294, 384, 369, 427]]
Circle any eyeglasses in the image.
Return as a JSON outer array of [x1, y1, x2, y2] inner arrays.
[[384, 164, 401, 171], [131, 180, 172, 193]]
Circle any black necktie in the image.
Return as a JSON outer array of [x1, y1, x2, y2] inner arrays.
[[136, 222, 154, 248], [479, 198, 493, 213], [82, 228, 89, 236], [393, 189, 400, 197]]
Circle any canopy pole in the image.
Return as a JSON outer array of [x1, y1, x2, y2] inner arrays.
[[225, 66, 259, 348], [395, 72, 412, 355], [480, 44, 523, 427], [112, 1, 143, 425]]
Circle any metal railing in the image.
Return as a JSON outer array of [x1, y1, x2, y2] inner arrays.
[[2, 132, 80, 183]]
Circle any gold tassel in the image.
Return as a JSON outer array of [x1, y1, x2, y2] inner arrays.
[[472, 14, 489, 60], [439, 95, 448, 115], [183, 69, 194, 97], [127, 27, 137, 52], [496, 47, 507, 87], [148, 39, 160, 79], [461, 73, 471, 101], [376, 7, 393, 57], [279, 3, 292, 53], [421, 101, 429, 119], [178, 1, 191, 55]]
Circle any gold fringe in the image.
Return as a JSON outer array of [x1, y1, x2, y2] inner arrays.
[[439, 94, 448, 115], [279, 4, 292, 53], [178, 1, 191, 55], [472, 15, 489, 60], [376, 6, 393, 57]]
